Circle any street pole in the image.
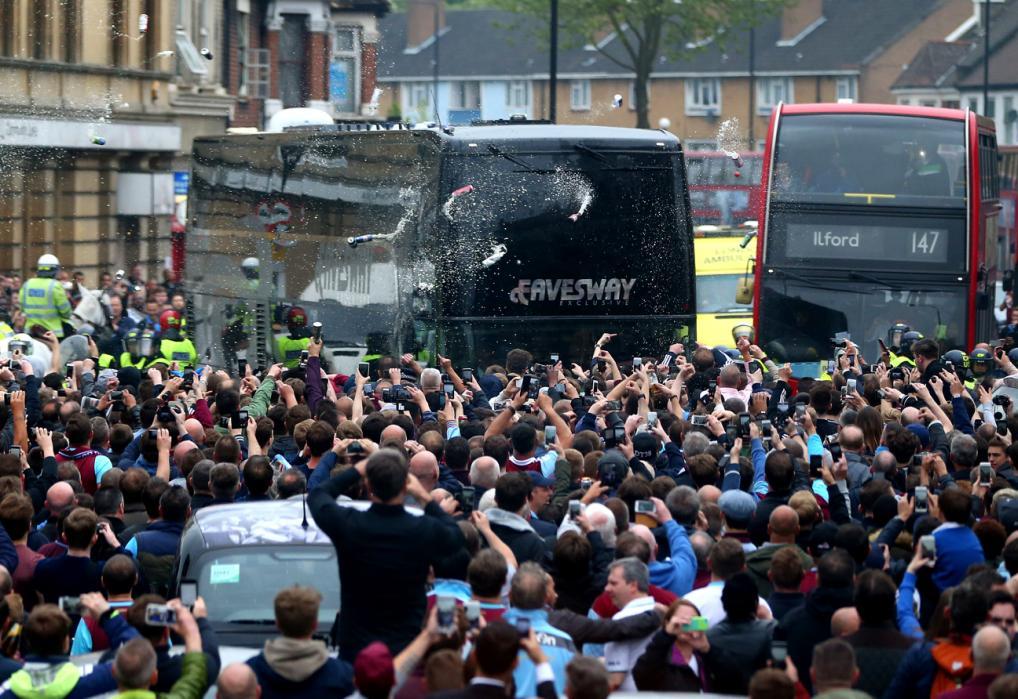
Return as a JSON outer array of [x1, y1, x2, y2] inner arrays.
[[748, 24, 755, 147], [550, 0, 558, 123], [433, 1, 440, 120], [983, 0, 990, 115]]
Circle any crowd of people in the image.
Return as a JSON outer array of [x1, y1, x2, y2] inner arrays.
[[1, 255, 1018, 698]]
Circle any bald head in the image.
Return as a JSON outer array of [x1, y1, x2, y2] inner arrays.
[[380, 424, 407, 448], [628, 524, 658, 561], [830, 607, 860, 637], [768, 505, 800, 543], [698, 485, 721, 504], [184, 418, 206, 444], [409, 451, 439, 492], [973, 625, 1011, 673], [839, 426, 863, 452], [173, 440, 197, 466], [469, 457, 500, 489], [45, 482, 75, 512], [900, 406, 921, 426], [216, 662, 261, 699]]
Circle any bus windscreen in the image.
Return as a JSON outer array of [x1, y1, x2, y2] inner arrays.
[[435, 151, 692, 320], [772, 114, 967, 205]]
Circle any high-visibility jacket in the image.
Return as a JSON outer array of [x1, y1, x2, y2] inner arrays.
[[276, 334, 310, 369], [156, 337, 197, 369], [119, 352, 150, 370], [18, 277, 72, 338]]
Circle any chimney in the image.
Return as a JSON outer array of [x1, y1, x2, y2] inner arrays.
[[407, 0, 445, 49], [780, 0, 824, 43]]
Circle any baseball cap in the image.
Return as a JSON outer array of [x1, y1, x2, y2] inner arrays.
[[718, 490, 756, 525], [906, 424, 931, 449], [527, 471, 554, 489], [597, 450, 630, 489], [999, 498, 1018, 534], [633, 432, 658, 461], [354, 642, 395, 699]]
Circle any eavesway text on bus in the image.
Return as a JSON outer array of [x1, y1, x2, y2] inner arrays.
[[509, 278, 636, 306]]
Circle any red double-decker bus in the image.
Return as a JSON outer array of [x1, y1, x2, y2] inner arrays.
[[686, 151, 763, 225], [747, 103, 1003, 365]]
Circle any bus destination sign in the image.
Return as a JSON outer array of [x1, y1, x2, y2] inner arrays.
[[785, 223, 950, 264]]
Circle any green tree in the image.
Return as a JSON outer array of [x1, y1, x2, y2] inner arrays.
[[495, 0, 789, 128]]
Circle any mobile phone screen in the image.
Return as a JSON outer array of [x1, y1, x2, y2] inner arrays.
[[180, 581, 197, 607]]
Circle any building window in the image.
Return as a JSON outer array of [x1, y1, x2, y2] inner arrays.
[[1004, 96, 1017, 146], [685, 78, 721, 116], [684, 140, 717, 152], [985, 95, 996, 119], [967, 97, 980, 113], [31, 0, 48, 60], [450, 81, 480, 110], [757, 78, 792, 114], [943, 100, 961, 110], [111, 0, 126, 66], [836, 77, 857, 101], [331, 26, 361, 114], [63, 0, 80, 62], [244, 48, 270, 98], [507, 81, 530, 110], [407, 82, 432, 121], [0, 0, 15, 57], [570, 80, 591, 111], [237, 10, 250, 94]]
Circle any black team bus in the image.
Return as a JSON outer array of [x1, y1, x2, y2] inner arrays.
[[185, 113, 695, 372], [746, 103, 1002, 371]]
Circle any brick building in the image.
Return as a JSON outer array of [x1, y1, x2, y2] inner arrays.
[[223, 0, 389, 129], [377, 0, 974, 148]]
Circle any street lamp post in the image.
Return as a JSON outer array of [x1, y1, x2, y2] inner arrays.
[[983, 0, 990, 115], [550, 0, 558, 123]]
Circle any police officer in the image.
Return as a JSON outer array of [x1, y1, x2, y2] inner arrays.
[[119, 328, 157, 369], [19, 254, 72, 338], [276, 306, 311, 369], [967, 347, 996, 388], [154, 310, 197, 369]]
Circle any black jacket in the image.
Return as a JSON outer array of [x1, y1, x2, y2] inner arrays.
[[776, 585, 854, 693], [309, 467, 465, 662], [748, 491, 791, 546], [767, 591, 805, 624], [632, 629, 742, 694], [486, 513, 549, 567], [846, 625, 916, 699], [705, 618, 775, 694]]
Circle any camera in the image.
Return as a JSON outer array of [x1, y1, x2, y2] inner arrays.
[[569, 501, 582, 518], [59, 596, 83, 616], [382, 385, 409, 403], [459, 486, 475, 516], [347, 441, 363, 454], [461, 368, 473, 383], [689, 414, 709, 426], [157, 405, 174, 423], [110, 390, 124, 401], [602, 412, 626, 449], [915, 486, 929, 514], [737, 412, 751, 438], [232, 410, 249, 429], [760, 419, 772, 437], [144, 603, 178, 627], [311, 322, 322, 342]]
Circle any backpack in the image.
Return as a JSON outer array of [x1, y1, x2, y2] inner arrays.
[[929, 639, 973, 697]]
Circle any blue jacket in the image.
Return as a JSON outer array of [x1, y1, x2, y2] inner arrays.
[[247, 643, 353, 699], [932, 525, 984, 590], [649, 520, 696, 597], [125, 520, 184, 557], [501, 608, 575, 699]]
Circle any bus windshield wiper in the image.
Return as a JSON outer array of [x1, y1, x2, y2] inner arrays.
[[772, 268, 825, 288], [573, 144, 609, 164], [486, 145, 538, 172], [849, 271, 903, 290]]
